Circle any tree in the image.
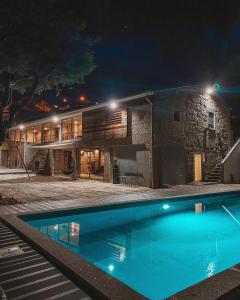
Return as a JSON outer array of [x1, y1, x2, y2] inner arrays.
[[0, 0, 96, 141]]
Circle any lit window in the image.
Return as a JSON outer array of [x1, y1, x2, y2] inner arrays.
[[208, 112, 215, 129], [173, 111, 181, 122]]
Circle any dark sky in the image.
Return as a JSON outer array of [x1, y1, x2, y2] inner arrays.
[[75, 1, 240, 102]]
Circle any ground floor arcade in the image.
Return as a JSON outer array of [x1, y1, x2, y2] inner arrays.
[[0, 141, 223, 187]]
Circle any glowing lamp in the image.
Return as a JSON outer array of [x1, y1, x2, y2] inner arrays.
[[109, 101, 118, 110], [80, 96, 85, 101], [108, 264, 114, 272], [163, 204, 170, 210], [52, 116, 59, 123], [19, 124, 25, 130], [205, 87, 214, 95]]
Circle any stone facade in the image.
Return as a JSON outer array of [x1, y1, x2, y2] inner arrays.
[[152, 91, 232, 185], [184, 93, 232, 182]]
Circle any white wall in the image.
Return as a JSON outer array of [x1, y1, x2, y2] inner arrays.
[[223, 139, 240, 183], [24, 144, 38, 165]]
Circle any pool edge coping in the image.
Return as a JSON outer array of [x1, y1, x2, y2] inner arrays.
[[18, 189, 240, 220]]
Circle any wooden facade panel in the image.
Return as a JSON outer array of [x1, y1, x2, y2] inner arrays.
[[83, 109, 128, 140]]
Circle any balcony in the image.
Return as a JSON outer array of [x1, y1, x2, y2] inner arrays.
[[25, 116, 82, 145]]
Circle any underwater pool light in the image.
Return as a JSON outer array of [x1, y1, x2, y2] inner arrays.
[[108, 264, 114, 272], [163, 204, 170, 210]]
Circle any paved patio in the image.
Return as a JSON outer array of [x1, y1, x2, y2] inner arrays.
[[1, 173, 240, 215]]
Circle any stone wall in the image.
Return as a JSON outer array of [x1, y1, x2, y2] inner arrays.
[[184, 94, 232, 182], [152, 92, 232, 185]]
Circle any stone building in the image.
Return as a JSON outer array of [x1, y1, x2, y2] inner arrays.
[[1, 86, 233, 188]]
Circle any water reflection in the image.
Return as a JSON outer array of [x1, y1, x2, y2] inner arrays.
[[38, 222, 80, 248], [38, 221, 127, 264]]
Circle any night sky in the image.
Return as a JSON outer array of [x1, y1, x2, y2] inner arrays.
[[77, 1, 240, 103]]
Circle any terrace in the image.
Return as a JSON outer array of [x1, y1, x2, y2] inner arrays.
[[1, 178, 240, 299]]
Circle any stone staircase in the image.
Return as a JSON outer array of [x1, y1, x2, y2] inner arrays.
[[205, 161, 223, 183]]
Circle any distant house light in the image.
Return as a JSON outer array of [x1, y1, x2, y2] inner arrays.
[[19, 124, 25, 130], [79, 96, 85, 101]]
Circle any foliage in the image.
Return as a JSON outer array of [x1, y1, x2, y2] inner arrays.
[[0, 0, 96, 135]]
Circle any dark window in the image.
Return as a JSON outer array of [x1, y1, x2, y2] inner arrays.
[[208, 112, 215, 129], [174, 111, 181, 122]]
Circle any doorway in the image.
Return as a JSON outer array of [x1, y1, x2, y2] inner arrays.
[[194, 153, 202, 182], [80, 149, 104, 180]]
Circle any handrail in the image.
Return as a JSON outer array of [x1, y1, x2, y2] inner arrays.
[[16, 146, 30, 180], [221, 137, 240, 165], [0, 286, 7, 300]]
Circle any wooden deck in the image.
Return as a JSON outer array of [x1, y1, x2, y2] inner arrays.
[[0, 220, 91, 300]]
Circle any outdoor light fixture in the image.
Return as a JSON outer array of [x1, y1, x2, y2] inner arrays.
[[52, 116, 59, 123], [19, 124, 25, 130], [205, 87, 214, 95], [109, 100, 118, 110], [163, 204, 170, 210]]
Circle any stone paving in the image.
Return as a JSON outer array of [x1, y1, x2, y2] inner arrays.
[[0, 174, 150, 203], [0, 173, 240, 211]]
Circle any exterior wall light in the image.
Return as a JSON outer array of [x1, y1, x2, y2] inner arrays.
[[205, 87, 214, 95], [52, 116, 59, 123], [109, 101, 118, 110], [19, 124, 25, 130]]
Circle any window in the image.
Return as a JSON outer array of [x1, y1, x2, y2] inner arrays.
[[173, 111, 181, 122], [208, 112, 215, 129]]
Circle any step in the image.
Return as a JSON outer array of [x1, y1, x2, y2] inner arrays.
[[206, 176, 222, 181], [211, 171, 222, 176], [214, 167, 223, 171]]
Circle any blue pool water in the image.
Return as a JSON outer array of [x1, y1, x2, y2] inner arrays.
[[24, 192, 240, 299]]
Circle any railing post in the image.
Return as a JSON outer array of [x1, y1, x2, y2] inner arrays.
[[16, 145, 30, 180]]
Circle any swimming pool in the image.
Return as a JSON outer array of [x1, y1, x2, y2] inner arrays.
[[23, 192, 240, 299]]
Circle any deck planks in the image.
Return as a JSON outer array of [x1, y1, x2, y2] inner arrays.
[[0, 220, 91, 300]]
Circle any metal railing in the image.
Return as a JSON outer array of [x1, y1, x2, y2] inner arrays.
[[16, 146, 30, 180], [0, 286, 7, 300]]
